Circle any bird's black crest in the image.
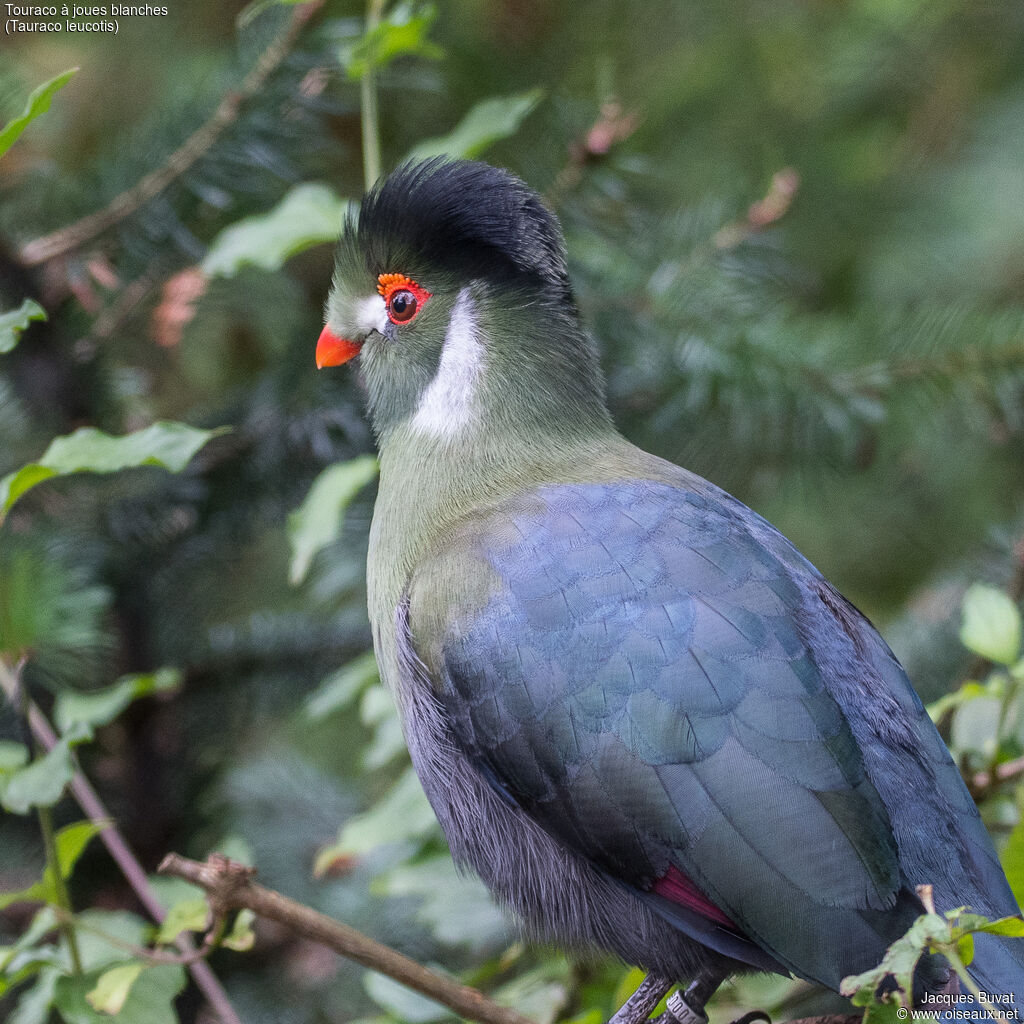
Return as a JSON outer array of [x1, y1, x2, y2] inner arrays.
[[353, 159, 571, 300]]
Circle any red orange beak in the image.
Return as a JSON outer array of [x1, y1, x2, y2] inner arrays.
[[316, 326, 362, 368]]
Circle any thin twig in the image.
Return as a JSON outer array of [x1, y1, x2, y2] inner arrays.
[[971, 753, 1024, 801], [0, 665, 244, 1024], [49, 904, 225, 967], [5, 656, 84, 974], [917, 886, 1011, 1024], [159, 852, 537, 1024], [17, 1, 324, 267], [360, 0, 386, 188], [546, 99, 639, 208]]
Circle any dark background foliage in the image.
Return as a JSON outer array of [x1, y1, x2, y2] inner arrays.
[[2, 1, 1024, 1021]]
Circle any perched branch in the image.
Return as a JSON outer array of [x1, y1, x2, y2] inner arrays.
[[17, 0, 324, 267], [159, 852, 536, 1024], [608, 973, 672, 1024], [0, 666, 243, 1024], [159, 855, 870, 1024]]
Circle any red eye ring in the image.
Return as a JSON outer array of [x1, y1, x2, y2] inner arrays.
[[378, 273, 432, 326]]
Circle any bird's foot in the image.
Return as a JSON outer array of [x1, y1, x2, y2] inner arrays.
[[656, 970, 731, 1024], [610, 968, 741, 1024], [662, 989, 709, 1024]]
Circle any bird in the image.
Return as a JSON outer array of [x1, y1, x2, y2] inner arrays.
[[315, 158, 1024, 1020]]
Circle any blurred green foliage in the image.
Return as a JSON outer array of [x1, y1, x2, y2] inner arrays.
[[1, 0, 1024, 1021]]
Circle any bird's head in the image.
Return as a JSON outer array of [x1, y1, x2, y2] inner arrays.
[[318, 159, 610, 444]]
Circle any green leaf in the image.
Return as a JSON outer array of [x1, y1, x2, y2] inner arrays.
[[343, 3, 442, 81], [9, 967, 59, 1024], [0, 736, 76, 816], [0, 878, 46, 913], [612, 970, 649, 1021], [0, 740, 29, 805], [359, 684, 406, 769], [208, 833, 255, 867], [0, 739, 29, 771], [0, 69, 78, 159], [144, 875, 203, 917], [54, 962, 185, 1024], [0, 821, 103, 910], [0, 299, 46, 354], [154, 897, 209, 945], [74, 910, 151, 971], [407, 90, 544, 162], [0, 908, 60, 988], [86, 963, 146, 1015], [364, 970, 450, 1024], [1, 907, 57, 967], [965, 915, 1024, 938], [0, 421, 227, 517], [960, 584, 1022, 665], [927, 680, 989, 722], [950, 694, 1002, 758], [860, 1002, 902, 1024], [221, 908, 256, 951], [373, 856, 508, 948], [840, 912, 949, 1008], [314, 766, 437, 874], [305, 650, 379, 720], [287, 455, 378, 585], [1001, 818, 1024, 909], [203, 183, 350, 277], [54, 668, 181, 734], [842, 907, 1024, 1015], [54, 821, 106, 879], [491, 964, 571, 1024], [955, 930, 975, 965]]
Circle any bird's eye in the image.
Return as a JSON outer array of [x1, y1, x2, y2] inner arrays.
[[378, 273, 432, 327], [388, 289, 418, 324]]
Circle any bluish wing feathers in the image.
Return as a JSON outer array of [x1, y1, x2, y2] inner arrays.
[[408, 479, 1022, 992]]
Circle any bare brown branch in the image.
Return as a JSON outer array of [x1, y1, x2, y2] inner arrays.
[[157, 854, 871, 1024], [17, 1, 324, 268], [158, 852, 537, 1024]]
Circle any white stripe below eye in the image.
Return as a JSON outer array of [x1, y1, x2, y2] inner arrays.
[[412, 287, 482, 436]]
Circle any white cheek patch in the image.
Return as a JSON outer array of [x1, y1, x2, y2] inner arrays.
[[412, 287, 483, 436], [352, 294, 387, 335]]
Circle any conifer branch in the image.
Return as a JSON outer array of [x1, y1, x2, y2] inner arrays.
[[844, 339, 1024, 392], [17, 0, 324, 268]]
